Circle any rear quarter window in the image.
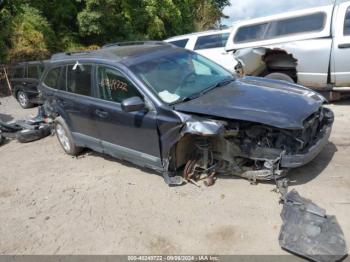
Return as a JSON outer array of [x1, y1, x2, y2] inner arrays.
[[194, 33, 230, 50], [234, 12, 326, 43]]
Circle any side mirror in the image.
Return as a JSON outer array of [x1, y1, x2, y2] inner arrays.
[[121, 96, 145, 112]]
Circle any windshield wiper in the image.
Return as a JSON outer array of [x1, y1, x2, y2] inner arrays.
[[171, 78, 234, 105], [202, 78, 234, 95]]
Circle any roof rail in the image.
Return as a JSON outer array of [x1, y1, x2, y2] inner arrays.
[[51, 51, 91, 60], [102, 41, 171, 49]]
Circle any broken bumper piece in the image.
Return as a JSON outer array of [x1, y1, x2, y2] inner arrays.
[[280, 124, 332, 168], [279, 190, 347, 262]]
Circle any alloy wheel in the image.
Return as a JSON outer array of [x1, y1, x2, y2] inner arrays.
[[56, 124, 71, 152]]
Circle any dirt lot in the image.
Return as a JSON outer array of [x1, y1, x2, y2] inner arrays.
[[0, 95, 350, 255]]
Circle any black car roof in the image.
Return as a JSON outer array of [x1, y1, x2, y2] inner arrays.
[[50, 41, 179, 65]]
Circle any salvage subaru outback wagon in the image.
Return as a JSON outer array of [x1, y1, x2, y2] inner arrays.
[[39, 42, 334, 186]]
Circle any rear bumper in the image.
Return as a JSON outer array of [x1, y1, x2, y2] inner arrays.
[[280, 124, 332, 168]]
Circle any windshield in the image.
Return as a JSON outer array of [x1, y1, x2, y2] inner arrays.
[[130, 50, 234, 104]]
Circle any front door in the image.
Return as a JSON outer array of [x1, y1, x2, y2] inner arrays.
[[92, 65, 162, 169]]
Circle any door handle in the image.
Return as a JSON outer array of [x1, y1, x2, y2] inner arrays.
[[95, 109, 108, 118], [338, 43, 350, 49]]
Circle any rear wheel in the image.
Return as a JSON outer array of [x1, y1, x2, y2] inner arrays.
[[55, 117, 82, 156], [265, 72, 294, 83], [17, 91, 33, 109]]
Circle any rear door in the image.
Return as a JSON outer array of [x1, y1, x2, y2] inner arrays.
[[54, 63, 102, 151], [332, 1, 350, 87], [92, 64, 162, 169]]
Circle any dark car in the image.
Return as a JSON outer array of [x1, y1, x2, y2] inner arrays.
[[10, 61, 45, 108], [39, 42, 334, 186]]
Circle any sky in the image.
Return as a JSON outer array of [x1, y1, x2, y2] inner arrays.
[[222, 0, 335, 25]]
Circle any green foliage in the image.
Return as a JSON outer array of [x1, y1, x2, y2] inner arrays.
[[0, 8, 12, 63], [9, 5, 56, 62], [0, 0, 230, 62]]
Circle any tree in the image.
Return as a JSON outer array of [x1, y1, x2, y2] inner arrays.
[[0, 0, 231, 62], [10, 5, 56, 62], [0, 0, 24, 63], [191, 0, 230, 31], [77, 0, 230, 43], [77, 0, 127, 44]]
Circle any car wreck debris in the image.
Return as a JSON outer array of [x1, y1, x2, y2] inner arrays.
[[279, 189, 348, 262], [169, 104, 334, 187], [0, 106, 53, 145]]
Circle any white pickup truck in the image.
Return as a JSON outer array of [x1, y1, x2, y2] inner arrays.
[[225, 0, 350, 100]]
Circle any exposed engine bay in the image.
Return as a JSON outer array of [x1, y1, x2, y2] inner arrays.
[[171, 107, 334, 186]]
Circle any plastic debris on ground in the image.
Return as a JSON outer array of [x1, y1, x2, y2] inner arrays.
[[279, 189, 348, 262]]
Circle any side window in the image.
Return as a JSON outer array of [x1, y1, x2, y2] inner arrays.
[[43, 67, 61, 89], [344, 7, 350, 36], [28, 65, 39, 79], [270, 13, 325, 38], [97, 66, 140, 103], [234, 12, 325, 43], [235, 23, 269, 43], [12, 67, 25, 78], [66, 64, 92, 96], [194, 33, 229, 50], [169, 39, 189, 48]]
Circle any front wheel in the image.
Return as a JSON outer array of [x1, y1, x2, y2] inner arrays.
[[55, 117, 82, 156], [17, 91, 33, 109], [265, 72, 294, 83]]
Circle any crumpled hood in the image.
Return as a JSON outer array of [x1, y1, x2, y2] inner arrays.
[[174, 76, 326, 129]]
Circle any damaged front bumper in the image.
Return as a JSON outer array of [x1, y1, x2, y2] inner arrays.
[[281, 123, 332, 168]]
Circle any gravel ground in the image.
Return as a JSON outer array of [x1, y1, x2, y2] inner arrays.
[[0, 95, 350, 255]]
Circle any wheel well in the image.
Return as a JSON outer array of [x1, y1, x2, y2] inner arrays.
[[262, 49, 298, 81], [168, 134, 197, 172]]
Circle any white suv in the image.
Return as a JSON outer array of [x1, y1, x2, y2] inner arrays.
[[165, 28, 238, 73]]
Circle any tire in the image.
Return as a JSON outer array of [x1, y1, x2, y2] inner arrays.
[[17, 91, 33, 109], [55, 117, 82, 156], [265, 72, 294, 83]]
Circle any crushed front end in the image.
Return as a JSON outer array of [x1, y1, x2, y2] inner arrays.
[[173, 107, 334, 185]]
